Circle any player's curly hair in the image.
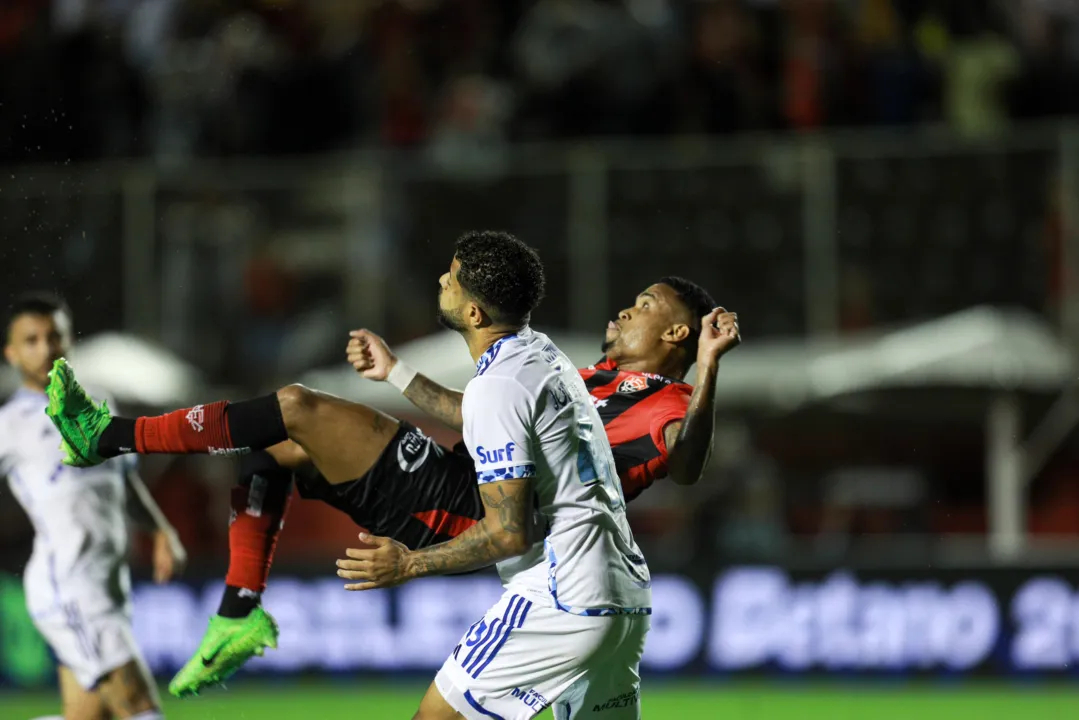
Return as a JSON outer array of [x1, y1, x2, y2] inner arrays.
[[5, 292, 71, 343], [657, 276, 716, 370], [455, 231, 546, 326]]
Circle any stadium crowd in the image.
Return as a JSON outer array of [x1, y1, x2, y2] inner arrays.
[[2, 0, 1079, 163]]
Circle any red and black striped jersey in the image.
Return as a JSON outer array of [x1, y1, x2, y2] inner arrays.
[[577, 358, 693, 502]]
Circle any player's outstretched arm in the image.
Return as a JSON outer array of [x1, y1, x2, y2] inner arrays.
[[347, 329, 464, 431], [335, 478, 533, 590], [665, 307, 740, 486], [124, 469, 187, 583]]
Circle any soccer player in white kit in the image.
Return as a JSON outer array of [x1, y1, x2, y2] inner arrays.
[[335, 232, 651, 720], [2, 294, 186, 720]]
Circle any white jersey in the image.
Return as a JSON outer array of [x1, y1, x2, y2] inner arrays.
[[462, 327, 651, 616], [1, 388, 135, 619]]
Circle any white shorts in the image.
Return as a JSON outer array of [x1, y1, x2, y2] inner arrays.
[[32, 603, 140, 689], [435, 591, 649, 720]]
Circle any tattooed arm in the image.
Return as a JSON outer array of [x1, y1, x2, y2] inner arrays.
[[346, 329, 463, 431], [402, 374, 463, 432], [406, 479, 532, 578], [336, 479, 533, 589], [337, 374, 539, 591]]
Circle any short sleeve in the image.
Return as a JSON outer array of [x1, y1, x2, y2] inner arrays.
[[462, 376, 536, 485], [649, 385, 692, 457]]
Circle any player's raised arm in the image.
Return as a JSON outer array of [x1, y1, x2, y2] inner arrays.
[[665, 307, 740, 485], [335, 375, 535, 589], [347, 329, 464, 431]]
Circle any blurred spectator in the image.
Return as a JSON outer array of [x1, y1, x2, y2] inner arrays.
[[2, 0, 1078, 160]]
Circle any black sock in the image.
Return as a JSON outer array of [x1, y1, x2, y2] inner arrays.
[[98, 417, 136, 458], [226, 394, 288, 451], [218, 585, 262, 618]]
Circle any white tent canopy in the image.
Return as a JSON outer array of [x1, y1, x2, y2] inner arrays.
[[300, 305, 1076, 562], [0, 332, 207, 408], [301, 306, 1075, 412]]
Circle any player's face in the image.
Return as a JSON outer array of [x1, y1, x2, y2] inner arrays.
[[437, 257, 469, 332], [4, 312, 71, 389], [603, 284, 688, 360]]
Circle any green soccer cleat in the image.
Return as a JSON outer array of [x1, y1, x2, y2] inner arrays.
[[44, 358, 113, 467], [168, 608, 280, 698]]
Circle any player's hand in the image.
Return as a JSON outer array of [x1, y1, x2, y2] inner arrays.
[[336, 533, 412, 590], [152, 528, 186, 584], [346, 329, 398, 381], [697, 307, 740, 370]]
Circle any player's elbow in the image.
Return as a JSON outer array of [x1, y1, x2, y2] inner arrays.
[[493, 525, 533, 556]]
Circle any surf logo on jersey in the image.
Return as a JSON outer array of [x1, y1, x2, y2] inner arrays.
[[476, 441, 516, 465], [397, 429, 432, 473], [617, 376, 648, 394], [186, 405, 205, 432]]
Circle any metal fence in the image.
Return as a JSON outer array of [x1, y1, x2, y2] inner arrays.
[[2, 123, 1076, 388]]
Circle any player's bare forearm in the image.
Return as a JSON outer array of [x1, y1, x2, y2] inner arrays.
[[402, 373, 464, 431], [124, 471, 175, 533], [665, 361, 718, 486], [404, 479, 532, 578]]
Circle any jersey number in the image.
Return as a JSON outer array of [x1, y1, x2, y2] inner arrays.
[[575, 418, 625, 512]]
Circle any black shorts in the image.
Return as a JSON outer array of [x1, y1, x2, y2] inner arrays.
[[293, 421, 483, 550]]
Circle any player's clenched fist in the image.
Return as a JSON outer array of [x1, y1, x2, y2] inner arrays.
[[336, 532, 413, 590], [346, 329, 398, 381], [697, 307, 740, 369]]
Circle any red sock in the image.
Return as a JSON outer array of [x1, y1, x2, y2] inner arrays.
[[225, 481, 291, 593], [135, 401, 233, 455]]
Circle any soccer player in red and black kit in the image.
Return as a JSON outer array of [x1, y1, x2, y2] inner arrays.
[[46, 236, 739, 697]]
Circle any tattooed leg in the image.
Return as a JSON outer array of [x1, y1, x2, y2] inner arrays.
[[95, 658, 160, 718], [274, 385, 400, 485]]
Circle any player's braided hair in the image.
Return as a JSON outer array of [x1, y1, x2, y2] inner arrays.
[[4, 292, 71, 343], [455, 231, 546, 327], [657, 276, 716, 370]]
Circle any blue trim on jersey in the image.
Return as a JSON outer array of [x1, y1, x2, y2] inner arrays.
[[474, 333, 520, 377], [460, 595, 516, 670], [471, 595, 531, 678], [545, 539, 652, 617], [476, 464, 536, 484], [463, 595, 531, 678], [464, 690, 506, 719]]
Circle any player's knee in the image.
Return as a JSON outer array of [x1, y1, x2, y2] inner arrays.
[[276, 384, 318, 432], [98, 665, 157, 717]]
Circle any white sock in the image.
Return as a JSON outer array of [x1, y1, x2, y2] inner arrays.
[[29, 716, 65, 720], [127, 712, 164, 720]]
